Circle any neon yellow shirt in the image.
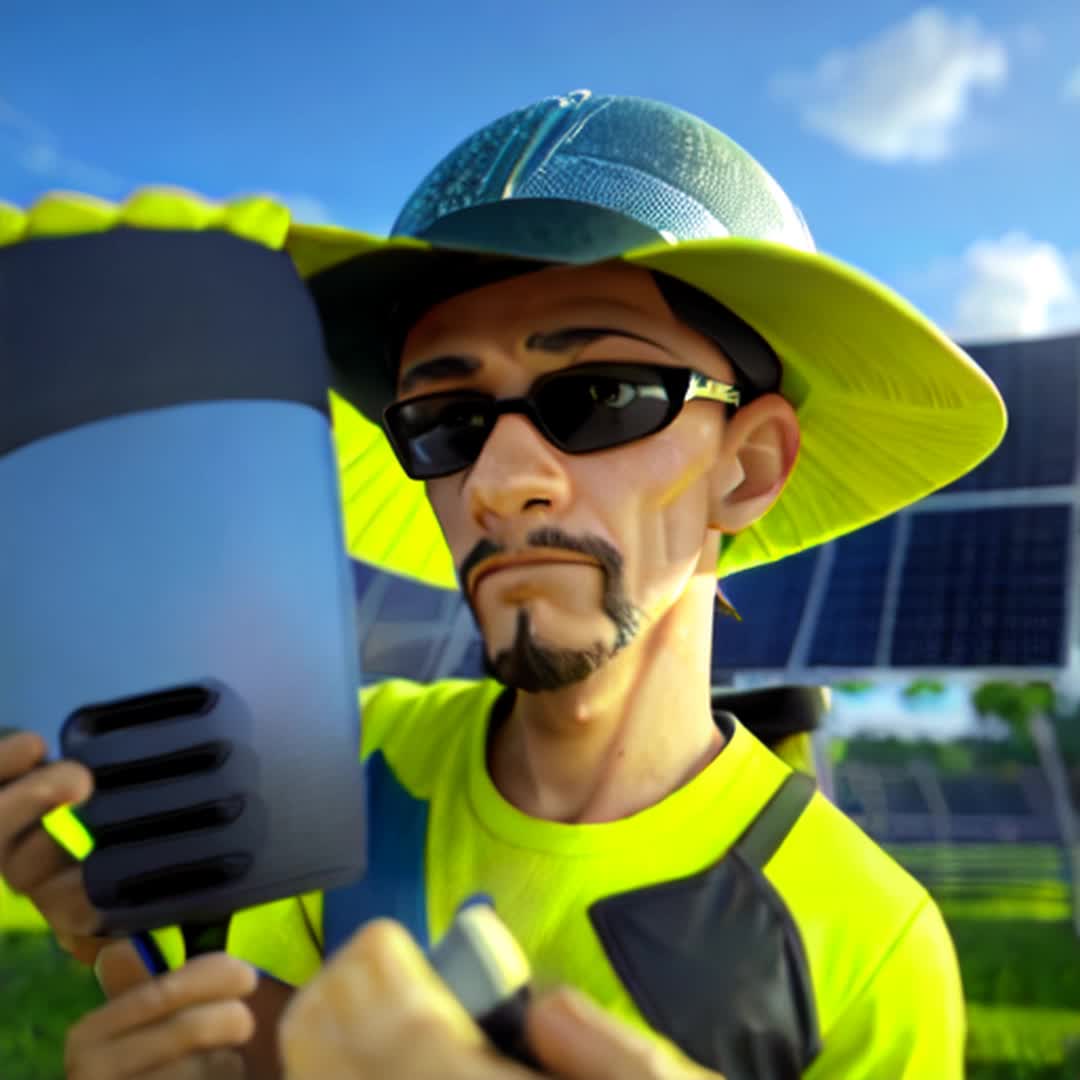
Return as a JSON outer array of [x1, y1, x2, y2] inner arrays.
[[226, 678, 965, 1077]]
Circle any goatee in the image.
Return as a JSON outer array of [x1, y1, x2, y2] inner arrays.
[[465, 527, 643, 693]]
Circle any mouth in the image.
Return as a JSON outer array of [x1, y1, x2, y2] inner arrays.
[[468, 552, 599, 595]]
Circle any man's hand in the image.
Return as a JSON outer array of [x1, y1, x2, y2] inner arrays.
[[65, 941, 257, 1080], [0, 731, 109, 963], [279, 918, 722, 1080]]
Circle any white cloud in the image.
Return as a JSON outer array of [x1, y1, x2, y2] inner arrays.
[[772, 8, 1008, 163], [0, 97, 127, 194], [948, 233, 1080, 341], [1063, 65, 1080, 102]]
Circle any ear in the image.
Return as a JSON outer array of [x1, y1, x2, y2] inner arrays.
[[707, 393, 800, 534]]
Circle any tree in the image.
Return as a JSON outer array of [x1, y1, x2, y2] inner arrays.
[[901, 677, 946, 701], [972, 680, 1080, 938]]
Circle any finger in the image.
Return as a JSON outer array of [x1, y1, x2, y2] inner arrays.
[[95, 941, 155, 999], [0, 731, 47, 783], [280, 919, 488, 1078], [2, 818, 74, 894], [0, 755, 92, 803], [27, 862, 104, 938], [325, 918, 482, 1038], [57, 931, 115, 968], [70, 952, 257, 1046], [0, 759, 94, 862], [528, 989, 715, 1080], [66, 1000, 254, 1080], [131, 1049, 246, 1080]]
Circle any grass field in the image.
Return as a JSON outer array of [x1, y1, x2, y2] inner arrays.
[[0, 888, 101, 1080], [887, 844, 1080, 1078], [2, 845, 1080, 1078]]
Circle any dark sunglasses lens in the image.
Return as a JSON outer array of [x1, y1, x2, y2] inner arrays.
[[388, 395, 493, 477], [535, 368, 675, 452]]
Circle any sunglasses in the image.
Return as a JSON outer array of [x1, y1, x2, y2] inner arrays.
[[382, 362, 742, 480]]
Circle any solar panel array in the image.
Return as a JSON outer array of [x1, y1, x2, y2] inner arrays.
[[352, 331, 1080, 681], [892, 507, 1069, 668], [944, 335, 1080, 492], [832, 765, 1060, 843], [807, 519, 896, 667], [711, 332, 1080, 676]]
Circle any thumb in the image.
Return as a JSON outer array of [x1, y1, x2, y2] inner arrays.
[[56, 932, 114, 968], [528, 989, 717, 1080], [94, 940, 153, 999]]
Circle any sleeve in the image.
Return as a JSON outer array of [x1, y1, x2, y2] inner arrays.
[[801, 896, 967, 1079], [225, 891, 324, 987]]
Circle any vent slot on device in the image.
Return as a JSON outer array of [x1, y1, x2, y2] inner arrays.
[[115, 853, 252, 907], [69, 686, 216, 738], [93, 741, 232, 792], [94, 794, 247, 848]]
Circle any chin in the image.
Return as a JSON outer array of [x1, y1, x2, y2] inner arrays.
[[479, 592, 621, 648], [483, 610, 614, 693]]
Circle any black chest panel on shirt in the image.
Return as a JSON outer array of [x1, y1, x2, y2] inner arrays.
[[589, 736, 821, 1080]]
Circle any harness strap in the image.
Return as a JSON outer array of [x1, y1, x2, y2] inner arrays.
[[734, 768, 817, 871]]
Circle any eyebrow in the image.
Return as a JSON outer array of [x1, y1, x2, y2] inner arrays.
[[400, 326, 668, 393], [399, 354, 482, 393], [524, 326, 667, 353]]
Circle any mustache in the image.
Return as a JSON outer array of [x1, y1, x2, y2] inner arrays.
[[456, 527, 624, 592]]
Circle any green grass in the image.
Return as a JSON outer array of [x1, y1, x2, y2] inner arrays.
[[888, 844, 1080, 1077], [0, 931, 102, 1080], [946, 917, 1080, 1008], [965, 1005, 1080, 1068]]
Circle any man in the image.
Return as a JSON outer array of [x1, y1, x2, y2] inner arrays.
[[1, 91, 1005, 1078]]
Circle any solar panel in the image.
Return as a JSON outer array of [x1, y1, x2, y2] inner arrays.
[[353, 560, 378, 600], [884, 776, 928, 814], [363, 630, 441, 679], [941, 776, 1033, 817], [448, 635, 488, 680], [833, 775, 865, 816], [948, 335, 1080, 491], [352, 564, 460, 680], [712, 548, 819, 672], [374, 572, 451, 623], [807, 518, 896, 667], [890, 505, 1071, 667]]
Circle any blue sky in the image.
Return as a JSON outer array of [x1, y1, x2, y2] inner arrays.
[[4, 1, 1080, 343]]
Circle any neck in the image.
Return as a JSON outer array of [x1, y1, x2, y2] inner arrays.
[[488, 573, 723, 824]]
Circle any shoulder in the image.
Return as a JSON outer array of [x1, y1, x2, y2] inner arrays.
[[801, 889, 965, 1077], [768, 796, 964, 1072], [358, 677, 505, 795]]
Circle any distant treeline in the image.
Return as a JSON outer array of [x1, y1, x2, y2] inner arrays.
[[834, 706, 1080, 801]]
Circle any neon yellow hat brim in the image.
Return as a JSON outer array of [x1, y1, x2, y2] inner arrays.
[[286, 226, 1007, 591]]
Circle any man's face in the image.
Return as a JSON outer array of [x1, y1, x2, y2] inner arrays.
[[396, 263, 742, 693]]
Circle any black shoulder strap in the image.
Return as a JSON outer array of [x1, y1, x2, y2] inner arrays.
[[587, 766, 822, 1078], [733, 770, 817, 870]]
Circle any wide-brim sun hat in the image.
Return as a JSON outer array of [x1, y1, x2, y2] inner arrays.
[[284, 89, 1007, 591]]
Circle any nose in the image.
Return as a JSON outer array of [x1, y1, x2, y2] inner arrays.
[[464, 412, 571, 528]]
